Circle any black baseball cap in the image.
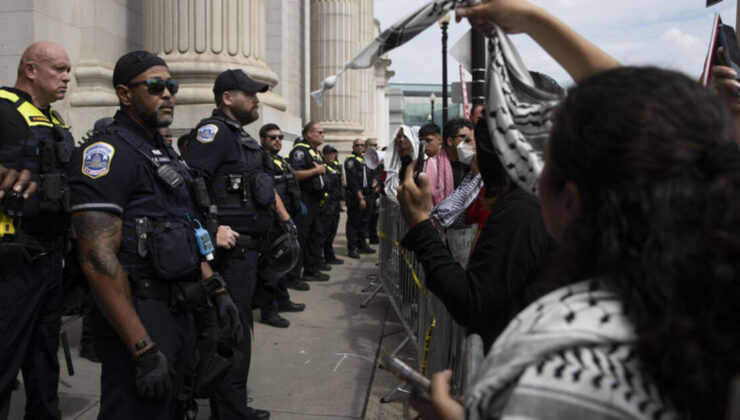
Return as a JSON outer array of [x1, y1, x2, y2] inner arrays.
[[113, 51, 168, 87], [213, 69, 269, 94], [322, 145, 337, 154]]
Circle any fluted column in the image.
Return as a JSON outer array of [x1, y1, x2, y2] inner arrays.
[[358, 0, 375, 140], [310, 0, 362, 152], [143, 0, 285, 111]]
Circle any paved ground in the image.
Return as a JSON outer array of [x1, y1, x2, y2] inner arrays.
[[8, 214, 417, 419]]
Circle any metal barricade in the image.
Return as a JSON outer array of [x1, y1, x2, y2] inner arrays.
[[376, 196, 470, 400]]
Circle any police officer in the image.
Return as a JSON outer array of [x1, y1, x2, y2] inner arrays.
[[321, 145, 344, 266], [288, 123, 330, 282], [257, 123, 306, 328], [182, 69, 294, 419], [0, 41, 74, 420], [345, 138, 376, 258], [68, 51, 242, 419], [364, 138, 381, 245]]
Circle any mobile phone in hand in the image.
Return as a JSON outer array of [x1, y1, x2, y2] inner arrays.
[[718, 23, 740, 77], [381, 355, 431, 397]]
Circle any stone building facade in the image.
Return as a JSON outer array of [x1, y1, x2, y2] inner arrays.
[[0, 0, 394, 154]]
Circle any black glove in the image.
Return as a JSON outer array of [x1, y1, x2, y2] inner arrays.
[[212, 291, 244, 345], [133, 344, 171, 400], [281, 218, 298, 238]]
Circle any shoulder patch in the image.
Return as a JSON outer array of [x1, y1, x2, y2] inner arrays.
[[29, 115, 51, 124], [82, 141, 115, 179], [293, 149, 305, 161], [196, 124, 219, 143], [346, 159, 354, 168]]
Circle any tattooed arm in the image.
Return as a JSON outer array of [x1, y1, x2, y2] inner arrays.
[[72, 211, 151, 355]]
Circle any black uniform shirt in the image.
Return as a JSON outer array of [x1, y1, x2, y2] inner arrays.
[[289, 139, 325, 199], [344, 154, 367, 196], [0, 86, 71, 241], [69, 111, 199, 277], [69, 111, 170, 217], [181, 109, 273, 233]]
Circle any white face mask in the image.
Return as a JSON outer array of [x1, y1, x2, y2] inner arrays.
[[456, 141, 475, 165]]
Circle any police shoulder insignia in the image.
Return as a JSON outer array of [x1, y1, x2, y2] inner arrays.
[[346, 159, 354, 168], [82, 141, 115, 179], [293, 150, 305, 161], [196, 124, 219, 143]]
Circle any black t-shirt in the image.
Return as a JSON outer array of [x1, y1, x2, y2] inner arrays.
[[401, 188, 555, 351]]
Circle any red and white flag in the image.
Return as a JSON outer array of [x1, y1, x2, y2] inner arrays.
[[700, 13, 722, 86]]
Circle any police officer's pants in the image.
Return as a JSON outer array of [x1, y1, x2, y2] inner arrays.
[[321, 199, 340, 261], [294, 197, 323, 276], [257, 270, 290, 319], [0, 252, 63, 420], [346, 195, 368, 251], [210, 249, 259, 419], [92, 295, 197, 419]]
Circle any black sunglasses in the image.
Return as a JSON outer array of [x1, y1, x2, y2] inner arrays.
[[128, 79, 179, 95], [268, 134, 284, 140]]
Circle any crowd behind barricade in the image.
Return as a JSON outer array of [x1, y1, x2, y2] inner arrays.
[[0, 43, 382, 419], [4, 0, 740, 419]]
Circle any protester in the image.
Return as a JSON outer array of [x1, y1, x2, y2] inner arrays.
[[412, 1, 740, 418], [442, 119, 474, 187], [383, 125, 420, 202], [419, 123, 454, 206], [399, 118, 554, 351]]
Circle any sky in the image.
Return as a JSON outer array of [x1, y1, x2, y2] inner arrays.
[[373, 0, 739, 88]]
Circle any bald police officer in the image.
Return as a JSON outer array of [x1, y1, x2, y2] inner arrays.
[[288, 123, 330, 282], [0, 41, 73, 420]]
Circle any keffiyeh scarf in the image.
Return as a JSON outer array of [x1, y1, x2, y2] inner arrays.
[[465, 278, 676, 420]]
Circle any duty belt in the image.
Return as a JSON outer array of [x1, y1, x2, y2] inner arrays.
[[130, 275, 172, 301]]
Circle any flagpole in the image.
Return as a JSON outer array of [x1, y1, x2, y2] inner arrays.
[[736, 0, 740, 44]]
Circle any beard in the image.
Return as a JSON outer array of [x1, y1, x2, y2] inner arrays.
[[133, 97, 174, 128], [232, 104, 259, 126]]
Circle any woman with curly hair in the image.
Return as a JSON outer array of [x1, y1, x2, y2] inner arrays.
[[403, 1, 740, 419]]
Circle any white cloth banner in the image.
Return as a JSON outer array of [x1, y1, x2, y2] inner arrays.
[[311, 0, 481, 106]]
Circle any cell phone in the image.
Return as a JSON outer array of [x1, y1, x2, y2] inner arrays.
[[381, 355, 431, 396], [399, 141, 426, 183], [717, 23, 740, 76]]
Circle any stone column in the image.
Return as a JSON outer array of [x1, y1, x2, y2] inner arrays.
[[357, 0, 375, 140], [143, 0, 287, 135], [375, 56, 393, 148], [310, 0, 362, 153]]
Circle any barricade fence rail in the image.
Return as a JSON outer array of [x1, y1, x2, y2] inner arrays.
[[378, 196, 469, 397]]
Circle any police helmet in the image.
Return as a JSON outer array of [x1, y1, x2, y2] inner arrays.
[[259, 232, 300, 279]]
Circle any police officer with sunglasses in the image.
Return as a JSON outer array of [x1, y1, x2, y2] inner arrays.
[[68, 51, 242, 419], [182, 69, 297, 420]]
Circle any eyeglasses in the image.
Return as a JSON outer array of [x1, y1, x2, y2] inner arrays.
[[128, 79, 179, 95], [268, 134, 284, 140], [353, 144, 364, 147], [367, 143, 377, 147]]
